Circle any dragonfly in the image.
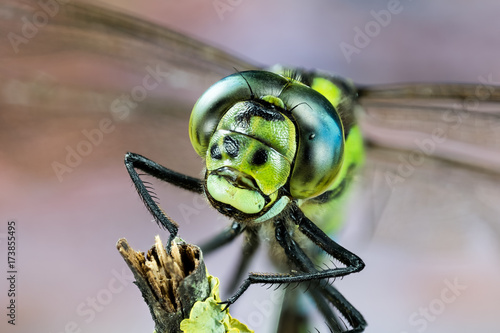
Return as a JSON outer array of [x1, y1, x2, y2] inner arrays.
[[2, 1, 500, 332]]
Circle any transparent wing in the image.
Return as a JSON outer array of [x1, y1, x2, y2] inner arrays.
[[0, 0, 258, 175], [344, 83, 500, 332], [1, 0, 257, 102], [356, 82, 500, 240], [358, 83, 500, 171]]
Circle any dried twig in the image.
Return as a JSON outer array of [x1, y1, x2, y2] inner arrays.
[[116, 236, 209, 333]]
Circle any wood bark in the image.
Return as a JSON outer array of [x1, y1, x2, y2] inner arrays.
[[117, 236, 210, 333]]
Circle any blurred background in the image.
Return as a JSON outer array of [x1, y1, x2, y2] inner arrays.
[[1, 0, 500, 332]]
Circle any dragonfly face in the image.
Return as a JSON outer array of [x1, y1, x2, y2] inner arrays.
[[189, 70, 347, 222], [203, 100, 296, 216]]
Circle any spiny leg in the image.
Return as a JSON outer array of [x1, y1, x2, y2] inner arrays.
[[277, 275, 352, 332], [124, 152, 203, 250], [308, 287, 347, 332], [220, 209, 364, 302], [221, 225, 364, 299], [317, 284, 366, 333], [220, 205, 365, 332], [277, 258, 342, 332], [277, 210, 367, 332], [277, 288, 351, 333], [288, 205, 364, 273]]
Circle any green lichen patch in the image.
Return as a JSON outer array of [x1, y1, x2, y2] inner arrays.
[[180, 274, 253, 333]]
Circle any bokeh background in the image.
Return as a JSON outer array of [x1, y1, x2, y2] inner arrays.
[[1, 0, 500, 332]]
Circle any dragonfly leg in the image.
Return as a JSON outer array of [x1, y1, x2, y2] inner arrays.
[[316, 283, 366, 332], [276, 215, 366, 332], [200, 221, 244, 253], [308, 286, 349, 332], [277, 286, 346, 333], [200, 222, 260, 293], [287, 206, 366, 332], [124, 152, 203, 251], [220, 207, 366, 332], [226, 228, 260, 292], [281, 208, 366, 332], [288, 205, 365, 274]]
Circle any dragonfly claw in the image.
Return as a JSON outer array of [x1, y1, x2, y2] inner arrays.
[[218, 300, 233, 312]]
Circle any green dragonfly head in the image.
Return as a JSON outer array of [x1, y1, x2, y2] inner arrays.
[[189, 71, 344, 221], [204, 99, 296, 215]]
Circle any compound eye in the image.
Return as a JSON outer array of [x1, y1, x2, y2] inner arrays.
[[281, 83, 345, 199], [251, 148, 268, 166]]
